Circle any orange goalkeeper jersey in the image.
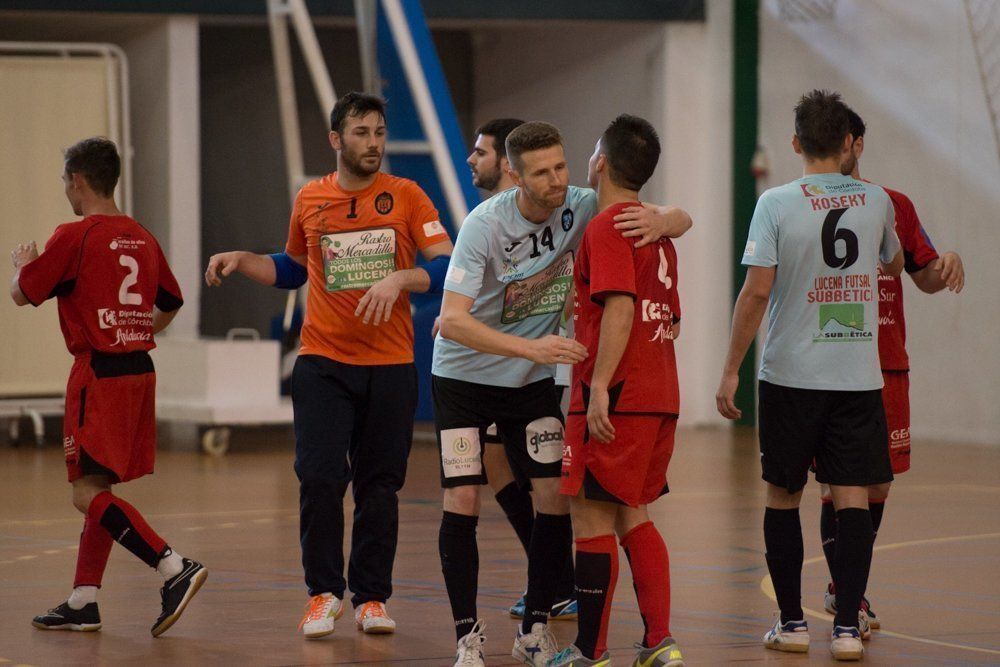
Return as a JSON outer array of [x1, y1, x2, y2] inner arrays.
[[286, 171, 449, 365]]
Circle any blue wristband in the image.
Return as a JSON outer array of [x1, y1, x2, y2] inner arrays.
[[424, 254, 450, 295], [270, 252, 307, 289]]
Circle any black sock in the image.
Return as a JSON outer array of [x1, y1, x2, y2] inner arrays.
[[556, 549, 576, 601], [869, 500, 885, 543], [573, 535, 617, 659], [522, 512, 572, 634], [820, 500, 837, 582], [495, 482, 534, 556], [833, 508, 874, 628], [439, 511, 479, 640], [763, 507, 804, 624]]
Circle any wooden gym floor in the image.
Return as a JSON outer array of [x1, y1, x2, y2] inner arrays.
[[0, 425, 998, 665]]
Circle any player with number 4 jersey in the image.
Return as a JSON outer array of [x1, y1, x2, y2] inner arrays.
[[10, 137, 205, 639]]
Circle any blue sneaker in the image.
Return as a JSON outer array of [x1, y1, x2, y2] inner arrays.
[[762, 618, 810, 653], [509, 593, 527, 619], [549, 598, 578, 621]]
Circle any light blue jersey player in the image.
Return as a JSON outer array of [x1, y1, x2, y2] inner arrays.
[[716, 90, 904, 662]]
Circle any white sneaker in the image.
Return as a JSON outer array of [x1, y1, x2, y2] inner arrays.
[[513, 622, 558, 666], [455, 620, 487, 667], [830, 625, 864, 661], [355, 601, 396, 634], [298, 593, 344, 639], [762, 618, 810, 653]]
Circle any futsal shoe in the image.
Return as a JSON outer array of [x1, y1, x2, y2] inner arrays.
[[455, 620, 487, 667], [298, 592, 344, 639], [355, 600, 396, 634], [32, 601, 101, 632], [549, 598, 578, 621], [546, 644, 610, 666], [632, 636, 685, 666], [830, 626, 864, 661], [513, 622, 559, 666], [824, 583, 880, 629], [762, 618, 810, 653], [509, 593, 527, 618], [151, 558, 207, 637]]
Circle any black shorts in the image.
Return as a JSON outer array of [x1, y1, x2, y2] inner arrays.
[[758, 380, 893, 494], [483, 385, 565, 446], [432, 375, 564, 488]]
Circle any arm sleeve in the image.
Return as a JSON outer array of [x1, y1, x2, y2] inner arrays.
[[406, 181, 450, 249], [879, 192, 902, 265], [154, 242, 184, 312], [588, 221, 637, 303], [285, 189, 308, 257], [443, 214, 489, 300], [17, 224, 82, 306], [741, 192, 779, 267], [890, 192, 939, 273]]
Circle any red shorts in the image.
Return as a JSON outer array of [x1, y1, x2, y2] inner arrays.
[[560, 413, 677, 507], [64, 352, 157, 484], [882, 370, 910, 474]]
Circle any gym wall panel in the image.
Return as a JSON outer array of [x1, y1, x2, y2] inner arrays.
[[0, 56, 110, 396]]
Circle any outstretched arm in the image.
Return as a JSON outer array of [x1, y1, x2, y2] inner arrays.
[[910, 251, 964, 294], [438, 290, 587, 365], [205, 250, 307, 288]]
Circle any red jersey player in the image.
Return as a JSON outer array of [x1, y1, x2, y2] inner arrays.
[[817, 109, 965, 629], [553, 116, 684, 667], [9, 137, 206, 637]]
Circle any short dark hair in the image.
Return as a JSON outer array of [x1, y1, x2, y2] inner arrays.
[[846, 106, 866, 140], [505, 121, 563, 171], [600, 114, 661, 191], [475, 118, 524, 159], [64, 137, 120, 197], [330, 91, 386, 134], [794, 89, 851, 158]]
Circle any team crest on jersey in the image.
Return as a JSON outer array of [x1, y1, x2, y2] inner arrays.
[[800, 183, 826, 197], [561, 208, 574, 232], [374, 191, 394, 215]]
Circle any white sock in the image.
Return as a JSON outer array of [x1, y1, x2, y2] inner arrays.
[[67, 586, 98, 610], [156, 547, 184, 579]]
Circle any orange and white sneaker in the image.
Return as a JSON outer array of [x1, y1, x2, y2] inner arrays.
[[299, 593, 344, 639], [355, 601, 396, 634]]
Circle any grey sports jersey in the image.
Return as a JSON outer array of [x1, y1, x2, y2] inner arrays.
[[433, 186, 597, 387], [742, 173, 901, 391]]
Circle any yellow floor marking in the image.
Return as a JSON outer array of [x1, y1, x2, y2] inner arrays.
[[760, 531, 1000, 656]]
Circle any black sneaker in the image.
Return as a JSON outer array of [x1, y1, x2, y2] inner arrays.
[[151, 558, 207, 637], [32, 601, 102, 632]]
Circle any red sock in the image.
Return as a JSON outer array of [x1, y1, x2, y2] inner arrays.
[[73, 516, 114, 587], [621, 521, 671, 647], [574, 535, 618, 659], [90, 491, 168, 568]]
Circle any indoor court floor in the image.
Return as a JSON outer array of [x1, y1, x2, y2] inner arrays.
[[1, 426, 998, 665]]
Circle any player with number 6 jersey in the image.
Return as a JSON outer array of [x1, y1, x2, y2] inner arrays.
[[10, 137, 205, 640]]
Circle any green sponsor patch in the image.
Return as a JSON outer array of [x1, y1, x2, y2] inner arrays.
[[815, 303, 871, 342], [321, 229, 396, 292], [501, 252, 574, 324]]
